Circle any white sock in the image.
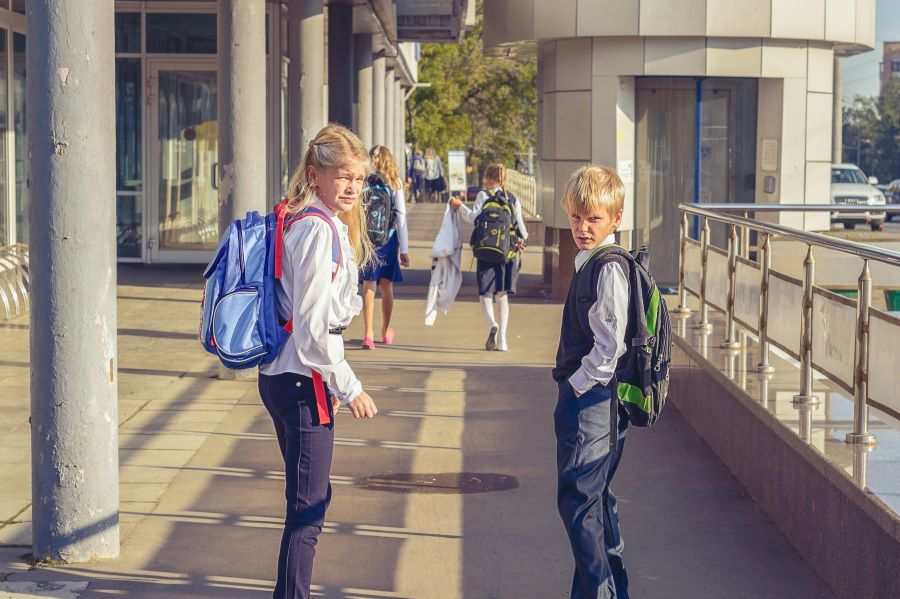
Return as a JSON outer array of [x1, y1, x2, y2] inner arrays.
[[480, 296, 498, 328], [497, 293, 509, 350]]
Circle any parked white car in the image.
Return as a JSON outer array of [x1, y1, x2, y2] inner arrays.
[[830, 164, 886, 231]]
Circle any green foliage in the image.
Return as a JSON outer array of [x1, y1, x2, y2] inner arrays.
[[843, 80, 900, 182], [408, 1, 536, 182]]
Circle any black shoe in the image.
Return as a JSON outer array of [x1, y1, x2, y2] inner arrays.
[[485, 325, 499, 351]]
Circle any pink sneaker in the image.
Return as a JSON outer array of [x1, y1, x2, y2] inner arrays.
[[361, 336, 375, 350], [382, 329, 395, 345]]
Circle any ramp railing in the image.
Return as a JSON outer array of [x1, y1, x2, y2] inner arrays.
[[0, 243, 29, 320], [506, 169, 538, 218], [676, 204, 900, 450]]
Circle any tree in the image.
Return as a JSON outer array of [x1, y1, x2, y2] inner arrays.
[[407, 0, 536, 182], [843, 80, 900, 182]]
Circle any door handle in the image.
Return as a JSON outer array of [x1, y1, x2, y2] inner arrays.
[[211, 161, 219, 190]]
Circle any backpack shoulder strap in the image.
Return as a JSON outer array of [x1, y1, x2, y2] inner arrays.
[[297, 206, 342, 282]]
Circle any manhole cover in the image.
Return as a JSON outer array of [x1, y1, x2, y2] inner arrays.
[[360, 472, 518, 494]]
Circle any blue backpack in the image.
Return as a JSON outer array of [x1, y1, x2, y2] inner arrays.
[[199, 200, 341, 369]]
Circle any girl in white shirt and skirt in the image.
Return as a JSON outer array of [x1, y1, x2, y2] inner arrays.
[[258, 123, 378, 599]]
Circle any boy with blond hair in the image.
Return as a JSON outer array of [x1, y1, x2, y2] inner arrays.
[[552, 165, 631, 599]]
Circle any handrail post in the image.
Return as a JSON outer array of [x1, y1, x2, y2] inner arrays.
[[793, 246, 818, 405], [722, 225, 740, 349], [696, 217, 712, 330], [846, 261, 876, 445], [757, 234, 775, 373], [674, 212, 691, 314], [741, 211, 751, 259]]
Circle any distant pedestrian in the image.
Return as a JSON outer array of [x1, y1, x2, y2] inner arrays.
[[424, 147, 445, 202], [407, 147, 426, 203], [449, 163, 527, 351], [552, 165, 631, 599], [258, 123, 378, 599], [359, 145, 410, 349]]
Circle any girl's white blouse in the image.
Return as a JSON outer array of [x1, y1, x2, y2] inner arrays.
[[260, 199, 363, 404]]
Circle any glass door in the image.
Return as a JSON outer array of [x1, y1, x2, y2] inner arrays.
[[148, 59, 218, 263], [635, 77, 758, 288]]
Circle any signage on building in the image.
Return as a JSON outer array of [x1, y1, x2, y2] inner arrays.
[[447, 150, 467, 193]]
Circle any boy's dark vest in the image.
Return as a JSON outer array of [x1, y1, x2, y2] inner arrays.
[[552, 250, 633, 384], [554, 245, 672, 429]]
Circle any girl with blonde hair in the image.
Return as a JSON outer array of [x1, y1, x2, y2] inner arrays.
[[359, 145, 410, 349], [259, 123, 378, 598]]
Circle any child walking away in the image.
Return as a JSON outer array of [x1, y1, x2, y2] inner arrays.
[[359, 145, 410, 349], [258, 123, 378, 599], [551, 165, 631, 599], [449, 164, 527, 351]]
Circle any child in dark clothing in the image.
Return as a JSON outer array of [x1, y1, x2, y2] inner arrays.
[[551, 165, 631, 599]]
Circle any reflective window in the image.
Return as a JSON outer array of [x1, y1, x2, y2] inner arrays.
[[13, 32, 25, 245], [156, 69, 218, 251], [116, 58, 141, 191], [0, 30, 7, 245], [12, 1, 24, 16], [116, 195, 142, 258], [115, 13, 141, 54], [147, 13, 216, 54]]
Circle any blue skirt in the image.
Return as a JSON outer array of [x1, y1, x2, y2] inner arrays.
[[359, 231, 403, 283]]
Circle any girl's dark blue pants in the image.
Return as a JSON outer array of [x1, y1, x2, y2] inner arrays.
[[259, 372, 334, 599], [555, 380, 630, 599]]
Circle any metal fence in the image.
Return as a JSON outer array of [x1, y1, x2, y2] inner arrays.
[[506, 169, 538, 218], [0, 243, 29, 320], [675, 203, 900, 447]]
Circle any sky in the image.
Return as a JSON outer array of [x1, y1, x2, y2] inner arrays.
[[843, 0, 900, 100]]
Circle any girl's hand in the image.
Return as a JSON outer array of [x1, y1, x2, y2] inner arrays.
[[347, 391, 378, 418], [400, 253, 410, 267], [516, 241, 526, 252], [449, 197, 462, 210], [332, 395, 341, 413]]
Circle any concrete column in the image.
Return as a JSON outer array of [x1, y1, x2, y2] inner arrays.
[[833, 55, 844, 164], [354, 34, 373, 148], [288, 0, 325, 170], [394, 77, 403, 163], [399, 86, 407, 174], [27, 0, 119, 562], [327, 4, 353, 129], [385, 69, 395, 155], [218, 0, 267, 234], [372, 54, 386, 146]]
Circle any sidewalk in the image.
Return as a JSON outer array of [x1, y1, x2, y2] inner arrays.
[[0, 204, 834, 598]]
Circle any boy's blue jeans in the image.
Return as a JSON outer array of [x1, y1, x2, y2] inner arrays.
[[555, 380, 630, 599]]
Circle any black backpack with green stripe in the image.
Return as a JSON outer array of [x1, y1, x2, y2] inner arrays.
[[591, 245, 671, 427]]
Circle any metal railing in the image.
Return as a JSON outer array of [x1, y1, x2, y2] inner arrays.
[[676, 203, 900, 446], [0, 243, 29, 320], [506, 169, 538, 219]]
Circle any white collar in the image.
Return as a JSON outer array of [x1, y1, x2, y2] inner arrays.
[[311, 198, 348, 232], [574, 233, 618, 271]]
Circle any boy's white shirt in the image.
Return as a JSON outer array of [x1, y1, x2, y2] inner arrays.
[[260, 198, 364, 404], [567, 233, 630, 395], [457, 187, 529, 243]]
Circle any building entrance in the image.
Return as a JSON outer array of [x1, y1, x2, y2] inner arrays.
[[147, 60, 218, 263], [635, 78, 758, 288]]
